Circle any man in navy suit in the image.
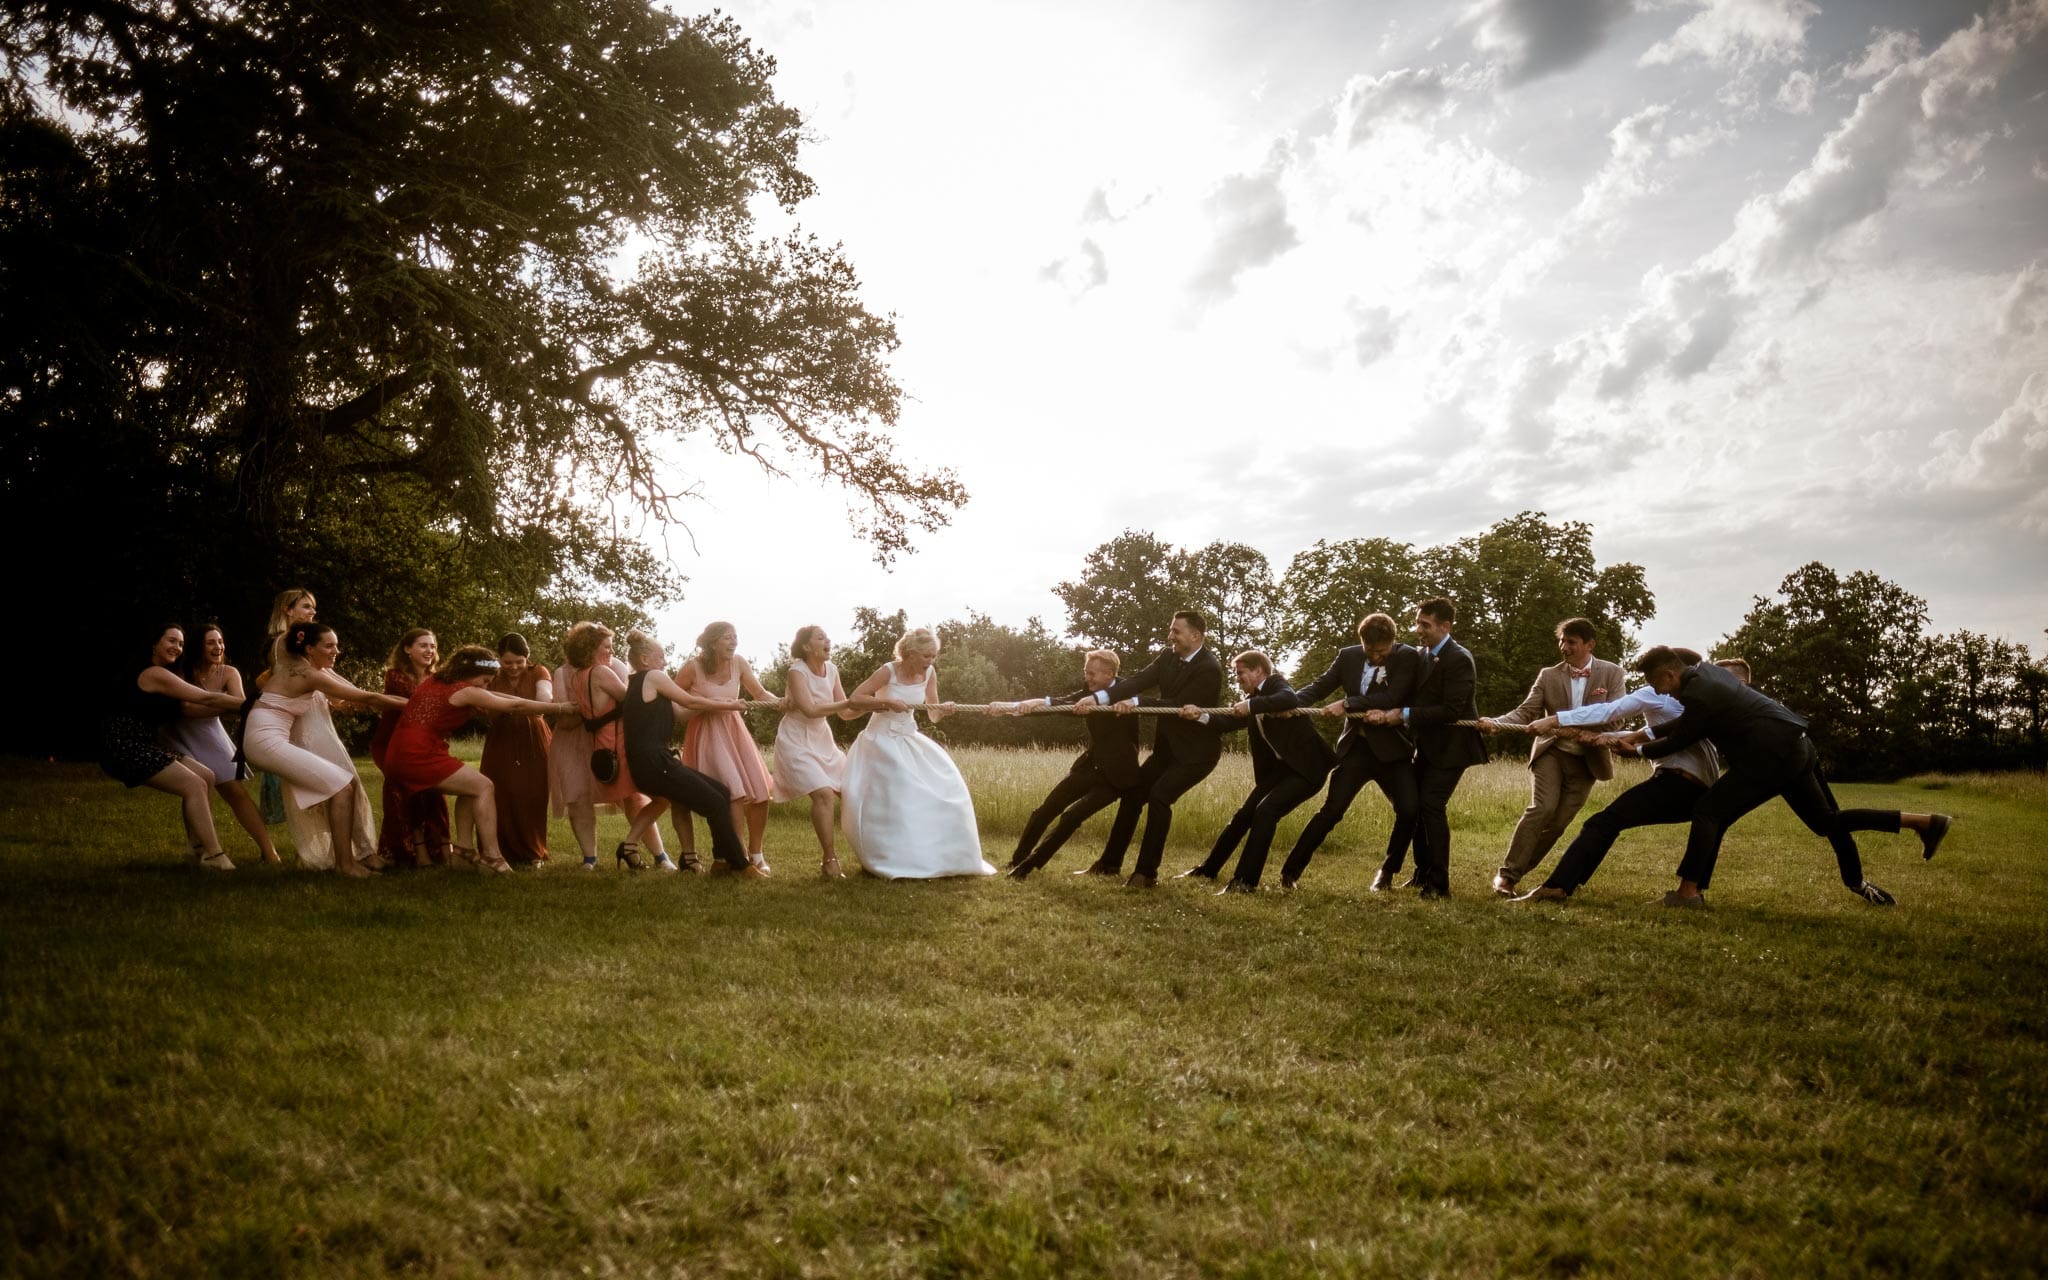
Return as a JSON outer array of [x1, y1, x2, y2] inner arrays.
[[992, 649, 1142, 879], [1171, 651, 1336, 893], [1363, 597, 1486, 898], [1279, 611, 1425, 890]]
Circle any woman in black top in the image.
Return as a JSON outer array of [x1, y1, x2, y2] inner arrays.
[[600, 629, 757, 875], [101, 623, 248, 869]]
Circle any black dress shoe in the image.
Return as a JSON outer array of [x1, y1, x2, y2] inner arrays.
[[1398, 875, 1420, 890], [1856, 880, 1896, 906], [1278, 877, 1297, 892], [1416, 884, 1448, 900], [1072, 862, 1120, 877], [1215, 880, 1255, 895], [1919, 813, 1951, 861], [1124, 873, 1156, 889], [1369, 869, 1394, 892], [1491, 874, 1517, 897], [1005, 862, 1034, 881], [1173, 866, 1217, 881]]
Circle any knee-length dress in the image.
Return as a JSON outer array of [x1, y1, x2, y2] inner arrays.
[[243, 689, 375, 870], [99, 679, 184, 788], [159, 666, 242, 783], [382, 678, 472, 794], [840, 663, 992, 879], [480, 663, 552, 863], [370, 668, 450, 866], [553, 661, 644, 810], [772, 661, 847, 800], [681, 662, 773, 804]]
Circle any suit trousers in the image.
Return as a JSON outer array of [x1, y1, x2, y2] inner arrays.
[[1280, 747, 1418, 884], [1011, 767, 1105, 866], [1543, 769, 1705, 893], [1499, 748, 1598, 884], [1098, 744, 1221, 877], [1675, 745, 1902, 890], [1395, 758, 1468, 893], [1193, 770, 1325, 886]]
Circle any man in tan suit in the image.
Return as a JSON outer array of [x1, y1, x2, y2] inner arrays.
[[1479, 617, 1630, 895]]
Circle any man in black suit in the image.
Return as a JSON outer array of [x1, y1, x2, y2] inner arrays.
[[1606, 648, 1951, 907], [1171, 651, 1336, 893], [992, 649, 1142, 879], [1363, 596, 1486, 898], [1071, 609, 1225, 888], [1278, 611, 1425, 891]]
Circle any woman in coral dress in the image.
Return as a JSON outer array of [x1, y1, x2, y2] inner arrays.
[[553, 622, 678, 871], [383, 644, 574, 873], [370, 628, 452, 867], [772, 624, 855, 877], [677, 621, 780, 872], [479, 632, 553, 866]]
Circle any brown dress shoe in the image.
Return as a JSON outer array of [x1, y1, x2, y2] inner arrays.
[[1124, 873, 1156, 889]]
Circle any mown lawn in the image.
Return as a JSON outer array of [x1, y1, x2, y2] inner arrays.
[[2, 750, 2043, 1277]]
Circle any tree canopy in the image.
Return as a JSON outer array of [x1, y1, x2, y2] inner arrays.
[[1, 0, 963, 749]]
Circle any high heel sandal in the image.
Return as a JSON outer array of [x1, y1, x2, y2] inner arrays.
[[451, 843, 508, 874], [614, 842, 649, 872], [820, 855, 844, 879], [678, 850, 705, 874]]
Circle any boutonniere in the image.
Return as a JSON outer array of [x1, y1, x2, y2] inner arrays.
[[1371, 667, 1387, 688], [1592, 687, 1607, 697]]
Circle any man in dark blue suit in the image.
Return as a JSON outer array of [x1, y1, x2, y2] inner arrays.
[[1171, 651, 1336, 892], [1279, 611, 1425, 890], [1364, 597, 1487, 898], [1609, 648, 1952, 907]]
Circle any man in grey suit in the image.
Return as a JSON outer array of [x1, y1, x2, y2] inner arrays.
[[1478, 617, 1631, 896]]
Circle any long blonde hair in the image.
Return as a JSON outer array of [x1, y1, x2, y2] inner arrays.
[[893, 627, 940, 662], [264, 587, 313, 671], [695, 620, 736, 676]]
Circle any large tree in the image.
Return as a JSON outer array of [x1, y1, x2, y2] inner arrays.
[[1, 1, 963, 748], [1054, 530, 1277, 666]]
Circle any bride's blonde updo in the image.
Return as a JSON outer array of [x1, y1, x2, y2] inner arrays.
[[624, 629, 663, 669], [893, 627, 940, 662]]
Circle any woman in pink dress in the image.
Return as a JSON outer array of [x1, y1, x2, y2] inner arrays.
[[772, 624, 856, 877], [677, 621, 779, 872]]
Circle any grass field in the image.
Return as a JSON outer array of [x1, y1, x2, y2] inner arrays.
[[3, 748, 2045, 1277]]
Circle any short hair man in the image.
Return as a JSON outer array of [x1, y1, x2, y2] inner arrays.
[[1171, 650, 1336, 893], [1068, 609, 1225, 888], [1276, 611, 1426, 890], [993, 650, 1141, 879], [1613, 648, 1952, 906], [1365, 597, 1486, 898], [1476, 617, 1631, 895]]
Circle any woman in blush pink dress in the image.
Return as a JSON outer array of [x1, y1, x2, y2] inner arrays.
[[677, 621, 779, 872], [772, 624, 856, 878]]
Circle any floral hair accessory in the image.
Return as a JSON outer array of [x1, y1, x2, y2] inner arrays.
[[476, 658, 501, 671]]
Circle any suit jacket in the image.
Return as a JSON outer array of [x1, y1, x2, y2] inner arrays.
[[1041, 685, 1143, 790], [1640, 662, 1810, 774], [1294, 643, 1425, 762], [1102, 646, 1225, 767], [1490, 657, 1630, 781], [1207, 675, 1338, 786], [1407, 637, 1488, 769]]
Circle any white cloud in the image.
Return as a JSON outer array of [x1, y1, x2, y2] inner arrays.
[[1999, 260, 2048, 337], [1039, 238, 1107, 296], [1465, 0, 1636, 84], [1669, 121, 1738, 155], [1843, 26, 1921, 80], [1924, 373, 2048, 530], [1338, 67, 1451, 143], [1641, 0, 1819, 69], [1189, 145, 1301, 301], [1774, 67, 1816, 113], [1350, 303, 1402, 365]]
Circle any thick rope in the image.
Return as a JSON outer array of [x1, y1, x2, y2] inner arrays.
[[731, 702, 1532, 730]]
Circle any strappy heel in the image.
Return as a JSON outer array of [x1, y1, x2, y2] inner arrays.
[[614, 841, 649, 872], [821, 855, 844, 879], [451, 843, 509, 873]]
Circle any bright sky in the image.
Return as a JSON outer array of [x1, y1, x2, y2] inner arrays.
[[641, 0, 2048, 667]]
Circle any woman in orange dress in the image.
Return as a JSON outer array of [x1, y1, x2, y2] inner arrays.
[[479, 632, 553, 866], [677, 621, 779, 872], [554, 622, 677, 871]]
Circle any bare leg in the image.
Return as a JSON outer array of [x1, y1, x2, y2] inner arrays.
[[327, 784, 371, 878], [218, 780, 281, 863], [810, 788, 842, 877], [436, 766, 505, 870], [736, 799, 763, 855], [142, 761, 228, 865], [625, 794, 672, 847], [568, 799, 598, 862]]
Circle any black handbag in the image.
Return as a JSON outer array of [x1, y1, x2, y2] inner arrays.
[[576, 669, 625, 782]]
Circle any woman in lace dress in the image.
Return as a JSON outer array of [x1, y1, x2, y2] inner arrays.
[[840, 628, 992, 880]]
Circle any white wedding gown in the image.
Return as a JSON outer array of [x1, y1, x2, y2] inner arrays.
[[840, 663, 993, 879]]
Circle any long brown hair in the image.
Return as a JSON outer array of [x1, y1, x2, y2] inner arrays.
[[385, 628, 434, 678]]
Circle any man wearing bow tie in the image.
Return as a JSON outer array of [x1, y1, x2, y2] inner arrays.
[[1477, 617, 1631, 896]]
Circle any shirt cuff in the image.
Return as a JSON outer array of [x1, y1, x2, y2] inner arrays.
[[1197, 712, 1211, 725], [1401, 708, 1411, 723], [1643, 725, 1657, 740], [1093, 690, 1110, 704]]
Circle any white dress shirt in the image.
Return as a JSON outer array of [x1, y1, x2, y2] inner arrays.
[[1558, 688, 1720, 784]]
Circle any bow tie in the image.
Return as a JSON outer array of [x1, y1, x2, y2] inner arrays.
[[1567, 665, 1591, 680]]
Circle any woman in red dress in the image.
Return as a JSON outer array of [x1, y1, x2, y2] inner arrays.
[[383, 645, 574, 872], [370, 628, 452, 867], [479, 632, 552, 866]]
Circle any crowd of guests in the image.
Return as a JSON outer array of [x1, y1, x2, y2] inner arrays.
[[98, 588, 1954, 906]]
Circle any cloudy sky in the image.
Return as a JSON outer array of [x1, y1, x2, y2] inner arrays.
[[641, 0, 2048, 666]]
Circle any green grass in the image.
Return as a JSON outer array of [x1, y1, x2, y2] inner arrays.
[[2, 750, 2045, 1277]]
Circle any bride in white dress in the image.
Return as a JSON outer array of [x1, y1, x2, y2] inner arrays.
[[840, 627, 993, 880]]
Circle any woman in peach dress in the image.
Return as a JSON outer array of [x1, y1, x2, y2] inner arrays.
[[677, 621, 779, 872]]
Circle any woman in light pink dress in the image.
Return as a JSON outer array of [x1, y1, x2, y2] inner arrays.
[[677, 621, 779, 871], [772, 624, 856, 877]]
